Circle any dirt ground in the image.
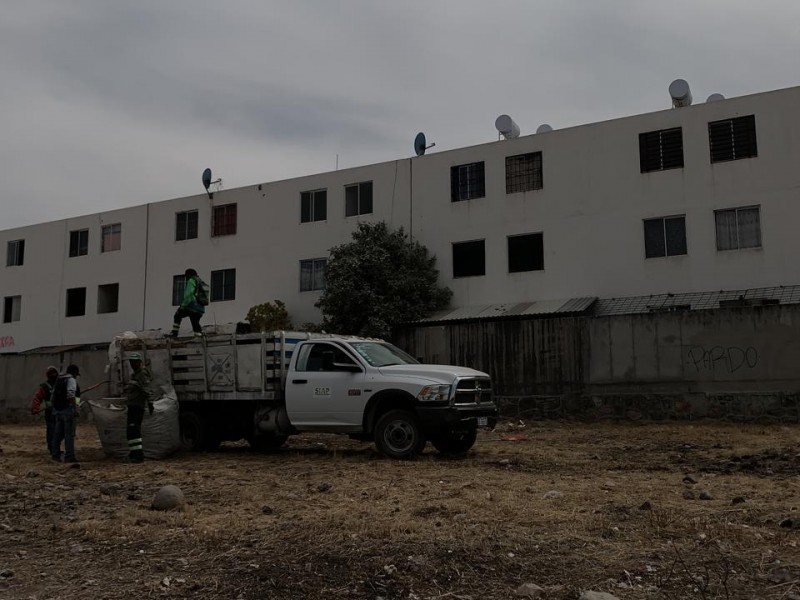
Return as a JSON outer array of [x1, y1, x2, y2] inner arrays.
[[0, 420, 799, 600]]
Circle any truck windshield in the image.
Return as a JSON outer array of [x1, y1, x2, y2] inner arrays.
[[348, 342, 419, 367]]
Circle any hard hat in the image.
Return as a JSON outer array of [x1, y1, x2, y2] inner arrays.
[[46, 366, 59, 376], [128, 352, 143, 361]]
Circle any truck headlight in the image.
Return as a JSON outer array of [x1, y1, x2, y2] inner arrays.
[[416, 384, 452, 402]]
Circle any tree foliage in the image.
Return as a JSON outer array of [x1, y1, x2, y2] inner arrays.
[[245, 300, 292, 332], [316, 222, 451, 338]]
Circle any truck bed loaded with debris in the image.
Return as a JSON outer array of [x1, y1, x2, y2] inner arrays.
[[108, 328, 498, 459]]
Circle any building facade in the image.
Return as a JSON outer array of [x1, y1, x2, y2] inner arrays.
[[2, 85, 799, 352]]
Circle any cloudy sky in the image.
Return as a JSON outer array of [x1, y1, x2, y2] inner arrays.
[[2, 0, 799, 230]]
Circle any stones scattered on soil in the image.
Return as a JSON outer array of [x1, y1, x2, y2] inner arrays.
[[638, 501, 652, 511], [151, 485, 185, 511], [261, 505, 274, 515], [152, 467, 167, 475], [514, 582, 545, 597], [780, 518, 800, 529], [579, 592, 621, 600], [699, 490, 713, 500], [731, 496, 747, 505], [543, 490, 563, 500], [317, 483, 332, 493], [682, 474, 698, 484], [0, 569, 14, 579], [683, 490, 695, 500], [25, 470, 39, 478]]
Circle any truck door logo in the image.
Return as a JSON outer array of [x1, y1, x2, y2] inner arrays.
[[314, 387, 331, 396]]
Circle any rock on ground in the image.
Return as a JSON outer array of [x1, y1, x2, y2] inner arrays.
[[515, 582, 545, 597], [580, 592, 621, 600], [151, 485, 185, 510]]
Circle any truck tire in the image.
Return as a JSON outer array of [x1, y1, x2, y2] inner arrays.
[[179, 412, 204, 452], [431, 429, 477, 457], [248, 434, 288, 452], [374, 409, 426, 459]]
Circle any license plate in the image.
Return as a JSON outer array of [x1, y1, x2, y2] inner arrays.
[[477, 417, 488, 427]]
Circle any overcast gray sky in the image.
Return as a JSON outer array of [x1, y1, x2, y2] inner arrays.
[[2, 0, 799, 230]]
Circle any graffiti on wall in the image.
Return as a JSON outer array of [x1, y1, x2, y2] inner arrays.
[[685, 345, 759, 374], [0, 336, 14, 349]]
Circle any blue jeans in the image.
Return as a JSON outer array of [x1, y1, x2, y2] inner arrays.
[[52, 409, 77, 462]]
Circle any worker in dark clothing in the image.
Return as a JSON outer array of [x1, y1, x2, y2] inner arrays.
[[51, 364, 80, 463], [31, 366, 59, 456], [125, 352, 154, 463], [170, 268, 207, 338]]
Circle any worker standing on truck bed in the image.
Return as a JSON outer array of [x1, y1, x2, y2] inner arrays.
[[125, 352, 154, 463], [169, 268, 207, 338]]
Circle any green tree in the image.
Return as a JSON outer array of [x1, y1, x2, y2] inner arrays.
[[316, 222, 451, 338], [245, 300, 292, 332]]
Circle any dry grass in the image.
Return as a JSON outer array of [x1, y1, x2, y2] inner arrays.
[[1, 420, 799, 599]]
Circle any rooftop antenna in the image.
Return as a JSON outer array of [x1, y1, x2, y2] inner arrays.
[[202, 168, 222, 199], [669, 79, 693, 108], [414, 132, 435, 156], [495, 114, 520, 139]]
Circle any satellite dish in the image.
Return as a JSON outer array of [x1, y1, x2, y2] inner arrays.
[[495, 114, 520, 139], [669, 79, 692, 108], [414, 132, 435, 156], [536, 124, 553, 134], [201, 168, 221, 199], [706, 93, 725, 103]]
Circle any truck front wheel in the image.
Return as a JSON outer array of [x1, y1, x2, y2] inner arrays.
[[374, 410, 426, 459], [431, 429, 477, 457]]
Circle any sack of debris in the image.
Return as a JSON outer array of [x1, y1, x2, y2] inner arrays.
[[88, 385, 181, 460]]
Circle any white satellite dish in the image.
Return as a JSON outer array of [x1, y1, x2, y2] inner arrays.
[[536, 124, 553, 134], [706, 93, 725, 103], [669, 79, 692, 108], [495, 114, 520, 139]]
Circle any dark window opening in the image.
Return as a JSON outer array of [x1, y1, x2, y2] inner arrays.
[[3, 296, 21, 323], [300, 259, 327, 291], [66, 287, 86, 317], [715, 206, 761, 250], [301, 190, 327, 222], [508, 233, 544, 272], [452, 240, 485, 278], [644, 216, 687, 258], [211, 269, 236, 301], [97, 283, 119, 314], [709, 115, 757, 163], [69, 229, 89, 257], [6, 240, 24, 266], [212, 204, 237, 236], [451, 162, 485, 202], [176, 210, 199, 241], [101, 223, 121, 252], [639, 127, 684, 172], [506, 152, 543, 193], [345, 181, 373, 217]]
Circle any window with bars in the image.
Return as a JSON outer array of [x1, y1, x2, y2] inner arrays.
[[172, 275, 186, 306], [715, 206, 761, 251], [643, 216, 687, 258], [452, 240, 485, 278], [508, 233, 544, 272], [3, 296, 21, 323], [6, 240, 24, 266], [708, 115, 757, 163], [69, 229, 89, 257], [212, 204, 237, 236], [66, 287, 86, 317], [505, 152, 543, 194], [210, 268, 236, 301], [639, 127, 684, 172], [176, 210, 199, 241], [450, 162, 485, 202], [345, 181, 373, 217], [101, 223, 121, 252], [301, 190, 327, 223], [300, 258, 327, 292]]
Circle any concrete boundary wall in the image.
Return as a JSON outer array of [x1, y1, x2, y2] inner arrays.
[[394, 304, 800, 421]]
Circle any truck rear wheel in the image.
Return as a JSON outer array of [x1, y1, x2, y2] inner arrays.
[[374, 409, 426, 459], [431, 429, 477, 457]]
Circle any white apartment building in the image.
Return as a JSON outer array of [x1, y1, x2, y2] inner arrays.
[[2, 85, 799, 353]]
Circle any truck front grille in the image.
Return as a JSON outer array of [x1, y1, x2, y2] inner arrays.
[[453, 377, 493, 406]]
